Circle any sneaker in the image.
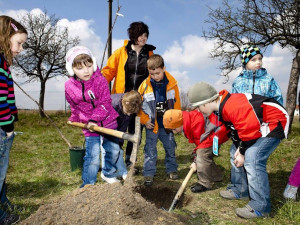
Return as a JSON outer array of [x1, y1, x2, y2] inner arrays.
[[283, 184, 298, 200], [0, 213, 20, 225], [236, 205, 269, 219], [144, 176, 154, 186], [168, 172, 179, 180], [122, 173, 127, 180], [1, 201, 24, 213], [220, 189, 249, 200], [101, 173, 120, 184], [190, 183, 208, 193]]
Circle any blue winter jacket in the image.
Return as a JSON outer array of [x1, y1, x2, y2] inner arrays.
[[232, 68, 283, 105]]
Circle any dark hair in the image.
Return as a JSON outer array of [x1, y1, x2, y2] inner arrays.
[[0, 15, 27, 65], [127, 21, 149, 44]]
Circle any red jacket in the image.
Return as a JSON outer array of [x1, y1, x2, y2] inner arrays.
[[219, 90, 289, 154], [182, 110, 228, 152]]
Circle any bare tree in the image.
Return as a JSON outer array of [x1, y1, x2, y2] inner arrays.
[[180, 91, 191, 111], [203, 0, 300, 133], [13, 11, 79, 117]]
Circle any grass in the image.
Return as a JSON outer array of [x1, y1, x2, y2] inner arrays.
[[7, 110, 300, 224]]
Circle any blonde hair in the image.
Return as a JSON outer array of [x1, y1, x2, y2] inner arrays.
[[0, 15, 27, 65], [147, 54, 164, 70], [122, 90, 142, 114]]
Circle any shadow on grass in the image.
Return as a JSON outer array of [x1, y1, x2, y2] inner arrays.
[[269, 170, 293, 212], [8, 177, 63, 199]]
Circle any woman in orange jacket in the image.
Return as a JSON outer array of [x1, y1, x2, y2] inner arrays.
[[101, 22, 155, 165]]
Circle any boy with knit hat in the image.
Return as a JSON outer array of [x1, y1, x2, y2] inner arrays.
[[232, 45, 283, 105], [163, 109, 228, 193], [188, 81, 289, 219]]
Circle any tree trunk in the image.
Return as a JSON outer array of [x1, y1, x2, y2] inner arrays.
[[285, 50, 300, 134], [39, 81, 46, 118]]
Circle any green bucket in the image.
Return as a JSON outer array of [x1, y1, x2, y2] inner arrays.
[[69, 146, 85, 171]]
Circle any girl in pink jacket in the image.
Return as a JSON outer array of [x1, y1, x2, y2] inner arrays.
[[65, 46, 120, 187]]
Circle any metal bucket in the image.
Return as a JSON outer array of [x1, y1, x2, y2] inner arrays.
[[69, 146, 85, 171]]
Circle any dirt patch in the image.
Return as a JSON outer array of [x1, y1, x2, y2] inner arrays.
[[136, 184, 193, 210], [20, 175, 187, 225]]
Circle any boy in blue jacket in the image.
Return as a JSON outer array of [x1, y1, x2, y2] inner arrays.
[[232, 45, 283, 105]]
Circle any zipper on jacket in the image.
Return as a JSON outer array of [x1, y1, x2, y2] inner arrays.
[[252, 71, 256, 94], [81, 82, 87, 102], [88, 90, 96, 108], [133, 51, 139, 90]]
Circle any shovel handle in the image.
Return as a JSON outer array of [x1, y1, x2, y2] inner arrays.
[[67, 121, 125, 139], [168, 164, 196, 211]]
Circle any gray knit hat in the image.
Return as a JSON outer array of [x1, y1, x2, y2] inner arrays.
[[188, 82, 219, 108]]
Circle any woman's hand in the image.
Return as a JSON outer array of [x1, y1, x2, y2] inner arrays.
[[234, 148, 245, 168]]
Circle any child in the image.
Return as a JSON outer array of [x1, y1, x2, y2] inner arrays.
[[138, 54, 181, 186], [0, 15, 27, 225], [188, 82, 289, 219], [163, 109, 228, 193], [283, 158, 300, 200], [101, 90, 142, 179], [232, 45, 283, 105], [65, 46, 120, 186], [101, 21, 156, 166]]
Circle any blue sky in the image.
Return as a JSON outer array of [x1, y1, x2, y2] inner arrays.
[[0, 0, 295, 109]]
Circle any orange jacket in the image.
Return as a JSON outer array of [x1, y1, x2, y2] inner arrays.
[[138, 71, 181, 133], [101, 40, 154, 94]]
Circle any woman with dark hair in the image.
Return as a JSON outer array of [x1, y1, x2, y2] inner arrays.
[[102, 21, 156, 166]]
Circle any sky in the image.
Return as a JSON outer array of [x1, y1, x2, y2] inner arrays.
[[0, 0, 296, 110]]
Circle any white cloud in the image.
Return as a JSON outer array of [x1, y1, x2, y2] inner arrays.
[[168, 70, 191, 92], [163, 35, 217, 70], [58, 19, 104, 65], [1, 9, 106, 110]]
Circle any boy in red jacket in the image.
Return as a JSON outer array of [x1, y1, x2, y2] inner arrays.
[[163, 109, 228, 193]]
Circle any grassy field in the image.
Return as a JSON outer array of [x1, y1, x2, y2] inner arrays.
[[7, 110, 300, 224]]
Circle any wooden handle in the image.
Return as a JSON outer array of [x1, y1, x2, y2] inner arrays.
[[67, 121, 125, 139], [168, 164, 196, 211], [175, 166, 196, 199]]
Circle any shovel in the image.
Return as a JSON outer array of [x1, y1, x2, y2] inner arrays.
[[67, 117, 141, 171], [168, 163, 196, 212]]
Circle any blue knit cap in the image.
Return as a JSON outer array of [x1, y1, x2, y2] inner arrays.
[[240, 45, 263, 66]]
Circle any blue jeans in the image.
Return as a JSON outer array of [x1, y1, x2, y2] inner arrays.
[[101, 136, 126, 178], [0, 129, 14, 220], [143, 128, 178, 177], [228, 137, 280, 213], [81, 136, 101, 187]]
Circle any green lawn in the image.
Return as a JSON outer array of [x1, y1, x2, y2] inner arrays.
[[7, 110, 300, 224]]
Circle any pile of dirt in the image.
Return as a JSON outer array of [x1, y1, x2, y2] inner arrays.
[[21, 175, 186, 225]]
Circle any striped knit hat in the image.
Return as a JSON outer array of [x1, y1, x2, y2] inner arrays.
[[240, 45, 263, 66]]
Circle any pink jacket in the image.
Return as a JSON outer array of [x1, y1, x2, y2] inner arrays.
[[65, 68, 118, 136]]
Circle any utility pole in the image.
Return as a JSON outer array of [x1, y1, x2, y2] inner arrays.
[[108, 0, 113, 91]]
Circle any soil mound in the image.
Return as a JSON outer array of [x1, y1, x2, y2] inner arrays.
[[21, 176, 185, 225]]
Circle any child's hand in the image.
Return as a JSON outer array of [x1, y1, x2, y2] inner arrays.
[[234, 148, 245, 167], [145, 119, 154, 129], [6, 131, 14, 137], [87, 122, 97, 132], [190, 162, 197, 172]]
